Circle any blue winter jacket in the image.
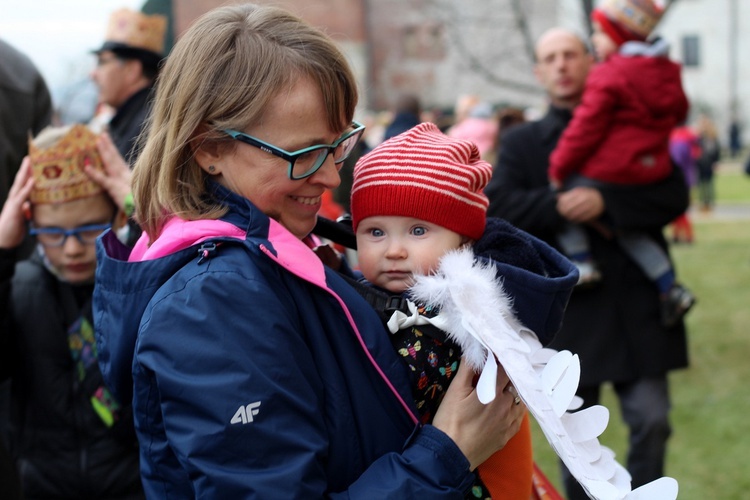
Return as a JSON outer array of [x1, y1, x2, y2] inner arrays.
[[93, 184, 475, 498]]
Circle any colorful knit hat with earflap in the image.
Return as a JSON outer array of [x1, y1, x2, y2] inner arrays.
[[351, 122, 492, 241], [592, 0, 665, 46]]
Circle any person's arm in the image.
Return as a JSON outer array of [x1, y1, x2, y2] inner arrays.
[[85, 132, 132, 213], [0, 248, 16, 381], [0, 158, 33, 251], [548, 67, 616, 183], [139, 273, 341, 497], [486, 127, 564, 237], [597, 165, 689, 230], [0, 159, 32, 380], [554, 165, 688, 231], [139, 269, 521, 497], [710, 137, 722, 165]]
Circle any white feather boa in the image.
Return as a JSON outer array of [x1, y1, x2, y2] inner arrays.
[[388, 248, 678, 500]]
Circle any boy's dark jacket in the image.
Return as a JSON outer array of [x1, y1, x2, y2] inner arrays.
[[0, 248, 142, 499]]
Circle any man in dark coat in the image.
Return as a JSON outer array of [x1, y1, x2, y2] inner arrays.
[[0, 40, 53, 497], [485, 28, 690, 500], [90, 8, 167, 246], [91, 8, 167, 163]]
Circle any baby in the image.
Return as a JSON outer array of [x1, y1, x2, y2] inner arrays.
[[349, 122, 578, 498]]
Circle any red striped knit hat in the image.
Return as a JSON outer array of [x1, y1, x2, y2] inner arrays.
[[351, 122, 492, 241]]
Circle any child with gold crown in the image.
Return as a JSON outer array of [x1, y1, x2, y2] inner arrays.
[[0, 125, 142, 498]]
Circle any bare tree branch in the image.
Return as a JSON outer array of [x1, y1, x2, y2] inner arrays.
[[426, 0, 544, 95], [510, 0, 537, 62]]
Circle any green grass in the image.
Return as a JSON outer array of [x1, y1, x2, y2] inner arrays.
[[529, 165, 750, 499], [712, 164, 750, 203]]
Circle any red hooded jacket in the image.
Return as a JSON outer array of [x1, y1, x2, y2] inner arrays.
[[549, 40, 689, 185]]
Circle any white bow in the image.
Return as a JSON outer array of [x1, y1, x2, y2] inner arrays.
[[386, 299, 437, 333]]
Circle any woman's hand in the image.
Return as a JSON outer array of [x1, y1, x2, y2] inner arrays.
[[86, 132, 132, 211], [432, 359, 525, 471], [0, 158, 34, 249]]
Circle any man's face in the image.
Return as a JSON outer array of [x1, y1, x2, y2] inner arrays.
[[533, 30, 593, 109], [90, 50, 137, 108]]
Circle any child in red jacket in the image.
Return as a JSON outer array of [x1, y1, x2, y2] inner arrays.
[[548, 0, 695, 327]]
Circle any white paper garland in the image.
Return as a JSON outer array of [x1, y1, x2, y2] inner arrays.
[[395, 248, 679, 500]]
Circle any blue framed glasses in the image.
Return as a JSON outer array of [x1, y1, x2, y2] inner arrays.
[[223, 120, 365, 180], [30, 223, 112, 247]]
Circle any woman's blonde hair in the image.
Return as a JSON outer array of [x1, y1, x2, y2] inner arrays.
[[132, 3, 359, 239]]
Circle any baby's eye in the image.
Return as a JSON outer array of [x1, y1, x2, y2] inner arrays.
[[370, 228, 384, 237], [411, 226, 427, 236]]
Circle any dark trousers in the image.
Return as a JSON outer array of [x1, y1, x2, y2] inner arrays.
[[561, 376, 672, 499]]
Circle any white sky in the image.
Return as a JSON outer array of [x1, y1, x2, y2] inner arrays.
[[0, 0, 145, 98]]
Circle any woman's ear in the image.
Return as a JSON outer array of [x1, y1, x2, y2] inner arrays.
[[191, 126, 223, 175]]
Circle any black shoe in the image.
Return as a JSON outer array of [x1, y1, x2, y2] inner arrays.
[[660, 284, 696, 328]]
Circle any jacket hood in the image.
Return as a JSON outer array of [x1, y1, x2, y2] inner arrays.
[[607, 41, 686, 117], [620, 37, 670, 58], [93, 184, 261, 402], [473, 217, 578, 345], [94, 232, 200, 402]]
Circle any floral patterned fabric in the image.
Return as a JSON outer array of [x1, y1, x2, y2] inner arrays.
[[390, 302, 491, 499]]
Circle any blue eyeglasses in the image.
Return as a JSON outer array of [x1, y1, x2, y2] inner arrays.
[[30, 223, 112, 247], [223, 120, 365, 180]]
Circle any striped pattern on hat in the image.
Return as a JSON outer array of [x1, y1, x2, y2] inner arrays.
[[351, 122, 492, 241]]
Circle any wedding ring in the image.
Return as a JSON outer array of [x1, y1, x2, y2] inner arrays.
[[505, 384, 521, 405]]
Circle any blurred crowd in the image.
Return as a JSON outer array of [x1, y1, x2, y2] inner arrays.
[[0, 0, 743, 498]]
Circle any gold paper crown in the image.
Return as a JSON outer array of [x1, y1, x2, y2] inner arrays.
[[104, 8, 167, 55], [599, 0, 665, 39], [29, 125, 105, 205]]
